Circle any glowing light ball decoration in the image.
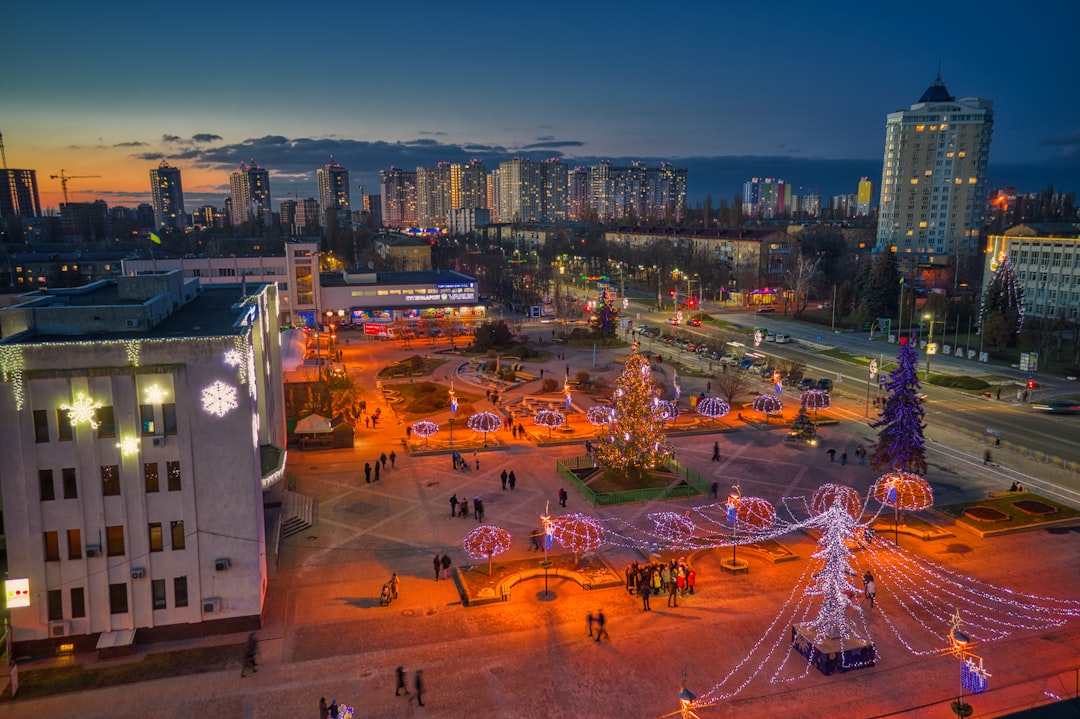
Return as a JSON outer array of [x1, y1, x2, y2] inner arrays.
[[751, 393, 782, 421], [411, 420, 439, 446], [811, 483, 863, 521], [695, 396, 730, 423], [871, 470, 933, 511], [648, 511, 696, 544], [463, 525, 512, 575], [653, 398, 679, 424], [800, 389, 831, 411], [467, 410, 503, 446], [732, 496, 777, 531], [533, 408, 565, 437], [586, 405, 614, 426], [550, 513, 606, 564], [201, 380, 239, 417]]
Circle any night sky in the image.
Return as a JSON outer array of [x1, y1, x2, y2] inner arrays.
[[3, 0, 1078, 211]]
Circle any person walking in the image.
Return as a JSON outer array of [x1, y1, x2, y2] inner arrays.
[[864, 572, 877, 609], [827, 448, 836, 462], [667, 575, 678, 608], [474, 452, 480, 471], [459, 497, 469, 518], [559, 487, 567, 507], [473, 495, 481, 520], [984, 449, 992, 465], [329, 699, 339, 719], [320, 697, 330, 719], [364, 462, 372, 483], [433, 554, 441, 581], [710, 481, 719, 500], [840, 451, 848, 466], [595, 610, 609, 642], [641, 581, 651, 611], [687, 567, 696, 595], [390, 572, 400, 600], [395, 665, 410, 696], [380, 452, 388, 470], [449, 494, 458, 518], [711, 442, 720, 462], [501, 469, 508, 490], [389, 450, 396, 468], [587, 611, 595, 638], [441, 553, 452, 579], [241, 633, 258, 676], [374, 461, 381, 482], [474, 498, 485, 522], [413, 669, 425, 706], [508, 471, 516, 490]]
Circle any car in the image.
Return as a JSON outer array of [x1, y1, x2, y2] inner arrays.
[[798, 378, 815, 391], [764, 332, 777, 342], [720, 354, 739, 365], [667, 317, 680, 325], [1030, 401, 1080, 414], [775, 334, 792, 344], [816, 378, 834, 392], [738, 358, 754, 370], [756, 306, 775, 313], [689, 317, 702, 326]]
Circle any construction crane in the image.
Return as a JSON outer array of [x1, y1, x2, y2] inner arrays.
[[50, 169, 102, 205]]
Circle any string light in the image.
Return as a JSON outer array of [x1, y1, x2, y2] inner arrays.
[[871, 471, 933, 511], [201, 380, 239, 417], [0, 345, 25, 410], [116, 435, 140, 456], [550, 513, 605, 560], [60, 392, 103, 428], [144, 384, 168, 404], [799, 389, 830, 410], [752, 394, 782, 415], [533, 409, 565, 432], [810, 483, 863, 520], [648, 511, 696, 544], [586, 405, 614, 426], [463, 525, 512, 574], [411, 420, 439, 441], [467, 411, 502, 434], [695, 396, 730, 421], [124, 340, 141, 367]]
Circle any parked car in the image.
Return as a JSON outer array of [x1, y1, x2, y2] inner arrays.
[[689, 317, 702, 326], [816, 378, 834, 392], [765, 332, 777, 342], [756, 306, 775, 313], [738, 358, 755, 370], [798, 378, 816, 391], [775, 334, 792, 344], [720, 354, 739, 365]]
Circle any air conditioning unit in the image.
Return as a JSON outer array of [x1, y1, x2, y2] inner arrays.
[[202, 597, 221, 614], [50, 620, 71, 637], [214, 557, 231, 572], [152, 436, 166, 447], [131, 567, 146, 580], [86, 544, 101, 558], [125, 318, 140, 328]]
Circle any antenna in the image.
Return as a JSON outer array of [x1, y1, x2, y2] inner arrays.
[[0, 131, 7, 169]]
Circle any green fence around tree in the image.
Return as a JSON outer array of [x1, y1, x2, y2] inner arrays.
[[556, 456, 709, 506]]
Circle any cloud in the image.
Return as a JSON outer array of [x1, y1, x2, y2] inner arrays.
[[191, 133, 222, 144], [1041, 129, 1080, 146], [418, 130, 448, 136], [113, 141, 148, 148], [520, 140, 584, 151], [162, 134, 183, 143]]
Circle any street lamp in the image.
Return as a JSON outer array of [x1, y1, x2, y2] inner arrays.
[[448, 417, 455, 446], [923, 313, 940, 380]]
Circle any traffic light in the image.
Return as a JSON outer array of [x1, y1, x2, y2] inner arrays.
[[1027, 379, 1035, 389], [669, 289, 676, 298], [688, 297, 697, 308]]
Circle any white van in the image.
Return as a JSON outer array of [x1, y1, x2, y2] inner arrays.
[[775, 334, 792, 344]]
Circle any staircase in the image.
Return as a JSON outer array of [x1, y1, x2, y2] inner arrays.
[[281, 490, 316, 538]]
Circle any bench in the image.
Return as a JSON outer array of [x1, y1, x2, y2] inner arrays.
[[496, 567, 593, 601]]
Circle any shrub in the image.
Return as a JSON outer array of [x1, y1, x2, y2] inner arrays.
[[932, 376, 990, 390], [541, 378, 559, 392], [575, 371, 591, 385]]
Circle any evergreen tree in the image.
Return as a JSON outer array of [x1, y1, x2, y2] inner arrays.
[[590, 288, 619, 340], [593, 347, 673, 479], [870, 338, 927, 474], [790, 406, 817, 443], [979, 254, 1025, 345], [804, 503, 867, 642], [867, 251, 901, 319]]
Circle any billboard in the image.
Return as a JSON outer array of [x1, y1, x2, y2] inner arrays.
[[5, 578, 30, 608]]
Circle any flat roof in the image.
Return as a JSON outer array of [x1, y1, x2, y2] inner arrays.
[[322, 269, 475, 287]]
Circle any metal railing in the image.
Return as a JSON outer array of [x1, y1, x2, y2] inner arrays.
[[556, 456, 709, 506]]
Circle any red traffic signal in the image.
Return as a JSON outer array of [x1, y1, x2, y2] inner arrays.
[[669, 289, 676, 297], [1027, 379, 1035, 389], [688, 297, 697, 308]]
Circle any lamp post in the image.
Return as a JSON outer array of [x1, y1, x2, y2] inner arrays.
[[898, 277, 905, 339], [924, 313, 940, 380], [448, 417, 455, 447]]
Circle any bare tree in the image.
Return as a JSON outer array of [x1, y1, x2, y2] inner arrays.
[[713, 369, 752, 405], [785, 256, 823, 316]]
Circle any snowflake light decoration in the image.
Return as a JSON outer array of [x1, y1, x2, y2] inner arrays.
[[696, 396, 730, 421], [201, 380, 239, 417], [463, 525, 512, 575], [144, 384, 168, 404], [223, 348, 244, 367], [116, 435, 140, 456], [61, 392, 103, 428], [800, 389, 831, 411]]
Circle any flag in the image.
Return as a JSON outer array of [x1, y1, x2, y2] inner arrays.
[[149, 232, 162, 245]]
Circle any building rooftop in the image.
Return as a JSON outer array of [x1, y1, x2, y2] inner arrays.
[[321, 269, 475, 287], [918, 74, 954, 103]]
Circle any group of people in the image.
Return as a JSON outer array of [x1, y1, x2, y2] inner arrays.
[[451, 450, 477, 471], [625, 559, 696, 611], [432, 552, 453, 580], [363, 406, 382, 429], [394, 666, 426, 706], [363, 451, 397, 483], [448, 493, 485, 521], [499, 469, 517, 490]]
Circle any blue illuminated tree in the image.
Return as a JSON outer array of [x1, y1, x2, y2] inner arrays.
[[870, 337, 927, 474]]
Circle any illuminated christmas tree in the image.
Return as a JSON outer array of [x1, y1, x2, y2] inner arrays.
[[870, 338, 927, 474], [979, 253, 1025, 341], [790, 406, 817, 443], [591, 288, 619, 339], [593, 346, 673, 479], [802, 502, 868, 644]]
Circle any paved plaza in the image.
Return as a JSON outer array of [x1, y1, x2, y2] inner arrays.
[[9, 340, 1080, 719]]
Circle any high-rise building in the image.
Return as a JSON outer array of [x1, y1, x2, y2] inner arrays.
[[451, 159, 488, 212], [417, 162, 453, 229], [875, 75, 993, 263], [493, 158, 567, 224], [295, 198, 320, 235], [149, 160, 187, 231], [856, 177, 874, 217], [742, 178, 787, 218], [568, 167, 589, 221], [379, 167, 417, 228], [317, 160, 351, 230], [1, 169, 42, 220], [229, 162, 272, 227]]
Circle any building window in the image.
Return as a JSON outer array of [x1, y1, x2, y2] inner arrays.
[[62, 467, 78, 499], [39, 469, 55, 501], [33, 409, 49, 443], [144, 463, 159, 493], [97, 406, 116, 439], [174, 576, 189, 607], [48, 589, 63, 621], [106, 525, 125, 557], [162, 403, 178, 435], [67, 529, 82, 559], [139, 404, 155, 435], [152, 579, 167, 610], [71, 587, 86, 618], [171, 520, 186, 550], [167, 461, 182, 492], [109, 583, 129, 614], [57, 409, 73, 441], [149, 523, 163, 552], [102, 465, 121, 496], [44, 531, 60, 561]]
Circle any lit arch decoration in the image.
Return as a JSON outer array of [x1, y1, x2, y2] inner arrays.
[[533, 409, 565, 437], [467, 410, 503, 446], [752, 394, 783, 416], [586, 405, 615, 426]]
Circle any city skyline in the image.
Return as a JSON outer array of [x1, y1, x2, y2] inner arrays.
[[3, 0, 1078, 212]]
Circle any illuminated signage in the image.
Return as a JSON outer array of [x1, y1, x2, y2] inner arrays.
[[5, 578, 30, 608]]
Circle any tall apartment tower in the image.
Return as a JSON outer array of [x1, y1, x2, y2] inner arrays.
[[379, 167, 417, 228], [875, 75, 993, 263], [742, 178, 787, 218], [149, 160, 187, 231], [417, 162, 453, 229], [1, 169, 43, 220], [495, 158, 567, 225], [568, 167, 589, 221], [856, 177, 874, 217], [450, 159, 487, 211], [229, 162, 272, 227], [317, 160, 351, 229]]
